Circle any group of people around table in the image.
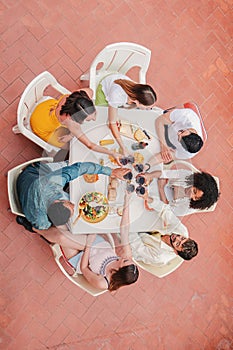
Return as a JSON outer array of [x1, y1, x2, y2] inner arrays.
[[16, 72, 220, 292]]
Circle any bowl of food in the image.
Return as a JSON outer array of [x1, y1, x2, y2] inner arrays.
[[78, 192, 109, 223], [83, 174, 99, 183]]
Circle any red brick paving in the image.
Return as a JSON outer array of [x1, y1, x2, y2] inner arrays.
[[0, 1, 232, 349]]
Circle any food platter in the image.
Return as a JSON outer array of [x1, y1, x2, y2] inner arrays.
[[78, 192, 109, 223]]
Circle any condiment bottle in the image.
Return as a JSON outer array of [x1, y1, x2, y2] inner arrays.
[[131, 142, 148, 150]]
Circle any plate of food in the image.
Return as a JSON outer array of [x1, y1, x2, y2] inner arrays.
[[78, 192, 109, 223], [83, 174, 99, 183]]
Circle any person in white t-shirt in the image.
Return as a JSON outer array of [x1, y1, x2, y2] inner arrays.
[[152, 108, 204, 164], [95, 73, 157, 155]]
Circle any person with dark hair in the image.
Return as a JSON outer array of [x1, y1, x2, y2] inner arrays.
[[62, 191, 139, 291], [131, 232, 198, 265], [152, 107, 204, 164], [130, 190, 198, 265], [30, 88, 122, 164], [16, 160, 131, 246], [138, 169, 220, 216], [95, 73, 157, 155]]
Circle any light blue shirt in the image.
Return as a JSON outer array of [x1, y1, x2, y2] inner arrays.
[[17, 161, 112, 230]]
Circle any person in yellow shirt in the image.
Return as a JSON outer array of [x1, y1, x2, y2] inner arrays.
[[30, 88, 121, 163]]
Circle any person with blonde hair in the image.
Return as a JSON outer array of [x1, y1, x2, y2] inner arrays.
[[95, 74, 157, 155]]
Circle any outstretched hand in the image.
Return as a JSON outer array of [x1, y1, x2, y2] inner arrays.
[[160, 145, 174, 163], [137, 188, 149, 201], [137, 189, 154, 211], [111, 167, 132, 180], [112, 151, 124, 166], [135, 173, 150, 186]]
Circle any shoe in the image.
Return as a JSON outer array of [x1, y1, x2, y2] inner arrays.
[[16, 216, 35, 233]]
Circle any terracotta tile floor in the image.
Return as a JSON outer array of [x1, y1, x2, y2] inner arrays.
[[0, 1, 232, 349]]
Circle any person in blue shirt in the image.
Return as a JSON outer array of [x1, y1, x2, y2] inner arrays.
[[16, 160, 130, 246]]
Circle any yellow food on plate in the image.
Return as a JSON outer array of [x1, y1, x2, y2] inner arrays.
[[99, 139, 114, 146], [83, 174, 99, 183], [108, 155, 118, 165], [134, 152, 144, 164], [134, 128, 146, 141], [79, 192, 108, 223]]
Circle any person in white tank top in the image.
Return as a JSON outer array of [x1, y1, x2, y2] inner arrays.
[[62, 191, 139, 291]]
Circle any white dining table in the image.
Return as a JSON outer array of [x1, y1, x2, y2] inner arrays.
[[69, 106, 164, 234]]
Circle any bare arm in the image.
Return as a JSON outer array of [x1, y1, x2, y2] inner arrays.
[[158, 179, 169, 204], [69, 123, 122, 165], [119, 191, 132, 258], [80, 234, 108, 289], [137, 171, 169, 204], [136, 170, 162, 185], [33, 225, 87, 250], [155, 113, 174, 163], [108, 106, 128, 155]]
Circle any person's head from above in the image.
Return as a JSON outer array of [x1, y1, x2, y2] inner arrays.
[[169, 233, 198, 260], [114, 79, 157, 109], [178, 128, 203, 153], [108, 257, 139, 291], [47, 200, 75, 226], [60, 90, 96, 124], [185, 171, 220, 210]]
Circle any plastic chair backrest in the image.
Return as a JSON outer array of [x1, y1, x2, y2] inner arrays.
[[133, 256, 184, 278], [16, 71, 71, 154], [88, 42, 151, 99], [50, 234, 115, 296], [133, 232, 184, 278], [183, 101, 207, 143], [164, 160, 219, 213], [7, 157, 53, 217]]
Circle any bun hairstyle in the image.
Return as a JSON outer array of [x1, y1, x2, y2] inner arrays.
[[60, 90, 96, 124]]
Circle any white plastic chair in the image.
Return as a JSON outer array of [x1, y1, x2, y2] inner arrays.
[[164, 160, 220, 213], [183, 101, 207, 144], [7, 157, 53, 217], [80, 42, 151, 100], [50, 234, 115, 296], [164, 101, 207, 144], [12, 71, 71, 155], [133, 256, 183, 278], [132, 232, 184, 278]]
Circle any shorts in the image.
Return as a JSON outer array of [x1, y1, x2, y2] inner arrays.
[[68, 235, 105, 269]]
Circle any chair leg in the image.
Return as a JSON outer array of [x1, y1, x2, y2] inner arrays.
[[12, 125, 21, 134], [80, 72, 90, 81]]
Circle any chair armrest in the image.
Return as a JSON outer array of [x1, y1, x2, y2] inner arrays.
[[51, 82, 71, 95], [167, 160, 200, 173]]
